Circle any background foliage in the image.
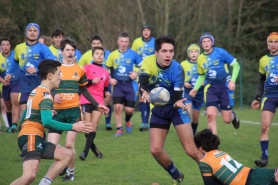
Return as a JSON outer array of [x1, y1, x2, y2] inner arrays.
[[0, 0, 278, 106]]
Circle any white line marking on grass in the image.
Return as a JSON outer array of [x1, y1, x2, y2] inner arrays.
[[241, 120, 278, 126]]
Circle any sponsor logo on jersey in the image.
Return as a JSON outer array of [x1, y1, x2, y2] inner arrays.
[[33, 54, 40, 60], [126, 59, 131, 63]]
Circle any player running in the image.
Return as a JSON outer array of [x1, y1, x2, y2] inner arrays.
[[251, 32, 278, 167], [131, 24, 155, 131], [181, 44, 203, 134], [189, 32, 241, 135]]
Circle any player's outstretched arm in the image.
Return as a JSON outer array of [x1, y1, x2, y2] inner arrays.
[[72, 121, 93, 133]]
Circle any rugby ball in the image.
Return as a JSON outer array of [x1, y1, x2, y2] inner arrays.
[[149, 87, 170, 106]]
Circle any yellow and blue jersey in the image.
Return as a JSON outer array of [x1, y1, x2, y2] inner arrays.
[[259, 54, 278, 97], [180, 59, 204, 98], [49, 45, 63, 62], [197, 47, 235, 84], [0, 51, 20, 82], [10, 41, 55, 92], [131, 37, 155, 60], [78, 49, 111, 67], [106, 48, 141, 82], [49, 45, 82, 63], [140, 55, 184, 107]]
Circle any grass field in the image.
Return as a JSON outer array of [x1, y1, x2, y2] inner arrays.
[[1, 108, 278, 185]]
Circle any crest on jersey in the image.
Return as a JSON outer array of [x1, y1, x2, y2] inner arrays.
[[126, 59, 131, 63], [72, 72, 79, 78], [21, 53, 25, 60]]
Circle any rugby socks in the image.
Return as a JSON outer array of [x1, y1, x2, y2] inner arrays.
[[139, 102, 150, 124], [1, 112, 9, 128], [7, 112, 12, 127], [125, 114, 132, 122], [105, 105, 112, 125], [164, 161, 181, 180], [260, 140, 269, 160], [39, 176, 52, 185], [116, 127, 123, 130], [84, 132, 96, 154], [66, 167, 75, 175], [191, 122, 199, 135]]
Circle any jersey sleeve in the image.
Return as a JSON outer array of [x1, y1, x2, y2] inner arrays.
[[199, 161, 213, 177], [42, 45, 55, 60], [131, 39, 138, 52], [174, 64, 185, 91], [258, 58, 266, 74], [105, 52, 114, 68], [140, 57, 151, 76], [104, 72, 109, 87], [220, 48, 236, 65], [197, 60, 205, 75], [14, 45, 19, 61], [79, 67, 88, 86], [134, 52, 142, 67]]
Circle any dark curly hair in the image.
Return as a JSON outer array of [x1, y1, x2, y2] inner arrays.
[[194, 129, 220, 152]]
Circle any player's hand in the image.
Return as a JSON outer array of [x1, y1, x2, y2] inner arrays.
[[105, 91, 111, 97], [140, 88, 150, 103], [173, 98, 187, 109], [129, 72, 137, 80], [72, 121, 93, 134], [110, 78, 117, 86], [228, 80, 235, 90], [189, 89, 197, 97], [97, 104, 109, 114], [251, 100, 260, 109], [5, 74, 11, 82], [52, 110, 57, 117], [184, 82, 192, 88], [26, 67, 37, 74], [92, 78, 102, 84], [0, 77, 9, 86], [54, 94, 62, 104]]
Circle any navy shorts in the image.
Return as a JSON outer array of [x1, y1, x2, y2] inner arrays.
[[81, 104, 98, 113], [150, 106, 190, 130], [19, 92, 31, 104], [112, 81, 136, 104], [204, 83, 234, 110], [2, 81, 20, 101], [261, 97, 278, 113]]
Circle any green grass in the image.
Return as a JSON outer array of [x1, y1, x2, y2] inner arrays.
[[1, 108, 278, 185]]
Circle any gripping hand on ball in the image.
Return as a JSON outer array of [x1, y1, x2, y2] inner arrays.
[[140, 88, 150, 103]]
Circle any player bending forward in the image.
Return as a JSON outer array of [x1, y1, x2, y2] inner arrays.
[[195, 129, 278, 185]]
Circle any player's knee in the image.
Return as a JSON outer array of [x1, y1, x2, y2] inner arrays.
[[222, 116, 232, 123], [23, 172, 37, 184], [65, 143, 75, 151], [150, 146, 163, 157], [114, 106, 122, 113], [207, 113, 216, 122]]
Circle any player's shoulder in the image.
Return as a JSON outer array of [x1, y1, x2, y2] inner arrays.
[[133, 37, 142, 43], [143, 54, 156, 63], [32, 86, 52, 100], [83, 49, 92, 56], [180, 59, 189, 65], [15, 42, 26, 49], [260, 54, 271, 62]]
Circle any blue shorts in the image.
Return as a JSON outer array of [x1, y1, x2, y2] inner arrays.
[[204, 83, 234, 110], [19, 92, 31, 104], [132, 81, 139, 102], [113, 81, 136, 102], [185, 99, 203, 111], [2, 81, 20, 101], [261, 97, 278, 113], [150, 106, 190, 129]]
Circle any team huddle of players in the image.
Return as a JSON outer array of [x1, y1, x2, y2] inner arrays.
[[2, 22, 277, 185]]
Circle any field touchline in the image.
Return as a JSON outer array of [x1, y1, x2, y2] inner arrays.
[[241, 120, 278, 126]]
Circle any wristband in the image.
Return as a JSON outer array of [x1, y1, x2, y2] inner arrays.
[[255, 95, 261, 101]]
